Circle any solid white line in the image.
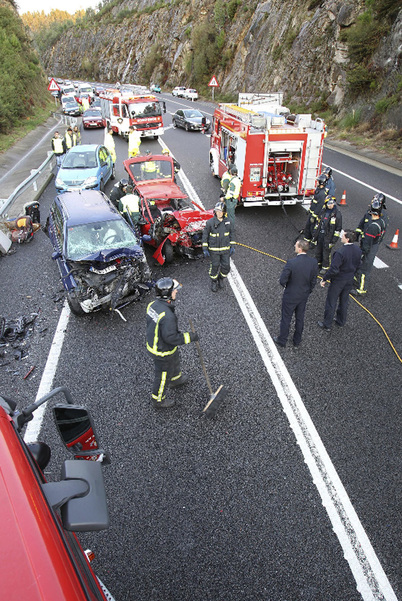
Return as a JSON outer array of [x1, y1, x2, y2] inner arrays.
[[322, 163, 402, 205], [228, 263, 397, 601], [24, 301, 70, 444], [173, 156, 397, 599]]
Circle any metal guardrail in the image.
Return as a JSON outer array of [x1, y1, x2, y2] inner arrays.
[[0, 114, 78, 218], [0, 152, 55, 218]]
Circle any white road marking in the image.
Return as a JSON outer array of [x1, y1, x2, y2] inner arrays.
[[173, 153, 398, 601], [322, 162, 402, 205], [24, 301, 70, 444], [373, 256, 389, 269]]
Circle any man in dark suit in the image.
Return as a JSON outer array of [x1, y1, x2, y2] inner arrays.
[[318, 230, 362, 330], [274, 239, 318, 348]]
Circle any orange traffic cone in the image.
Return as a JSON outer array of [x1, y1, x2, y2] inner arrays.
[[338, 190, 347, 206], [386, 229, 399, 250]]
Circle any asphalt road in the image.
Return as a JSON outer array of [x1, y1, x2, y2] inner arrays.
[[0, 94, 401, 601]]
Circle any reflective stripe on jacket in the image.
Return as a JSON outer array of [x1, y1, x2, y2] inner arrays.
[[51, 137, 64, 155], [146, 299, 191, 357], [202, 215, 234, 252]]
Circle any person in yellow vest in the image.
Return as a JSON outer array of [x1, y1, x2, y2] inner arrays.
[[224, 164, 242, 228], [140, 151, 160, 180], [119, 187, 141, 227], [65, 127, 77, 150], [81, 96, 90, 112], [128, 125, 141, 158], [104, 126, 116, 164], [51, 131, 66, 167], [220, 165, 232, 197]]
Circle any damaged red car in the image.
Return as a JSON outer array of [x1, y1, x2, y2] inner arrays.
[[123, 153, 213, 264]]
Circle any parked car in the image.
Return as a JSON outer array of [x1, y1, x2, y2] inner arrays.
[[150, 84, 161, 93], [184, 88, 198, 101], [123, 153, 214, 264], [82, 108, 106, 129], [172, 86, 187, 97], [55, 144, 115, 193], [45, 190, 152, 314], [172, 109, 210, 132], [0, 386, 114, 600], [62, 98, 81, 116]]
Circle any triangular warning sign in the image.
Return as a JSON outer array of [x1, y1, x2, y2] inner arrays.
[[47, 78, 60, 92], [208, 75, 219, 87]]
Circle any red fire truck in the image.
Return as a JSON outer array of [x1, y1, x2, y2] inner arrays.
[[99, 90, 166, 139], [209, 93, 326, 207]]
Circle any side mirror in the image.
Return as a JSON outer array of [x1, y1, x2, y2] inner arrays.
[[53, 404, 110, 463]]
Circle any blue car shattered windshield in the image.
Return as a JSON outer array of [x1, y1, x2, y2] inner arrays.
[[66, 219, 140, 260]]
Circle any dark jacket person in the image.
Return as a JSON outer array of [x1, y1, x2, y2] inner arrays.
[[274, 239, 318, 348]]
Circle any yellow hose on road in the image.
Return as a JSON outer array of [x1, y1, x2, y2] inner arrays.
[[234, 241, 402, 365]]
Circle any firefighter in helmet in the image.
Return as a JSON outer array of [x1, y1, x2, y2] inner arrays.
[[352, 197, 387, 296], [202, 201, 235, 292], [303, 173, 327, 243], [311, 195, 342, 275], [109, 178, 129, 209], [146, 278, 199, 408], [355, 193, 387, 244], [321, 166, 336, 197]]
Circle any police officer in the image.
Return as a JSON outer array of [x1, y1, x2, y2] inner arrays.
[[303, 173, 327, 243], [109, 178, 129, 208], [318, 230, 362, 330], [51, 131, 66, 167], [352, 198, 386, 296], [65, 127, 76, 150], [146, 278, 199, 408], [202, 201, 235, 292], [224, 164, 241, 227], [312, 195, 342, 275], [321, 166, 336, 197]]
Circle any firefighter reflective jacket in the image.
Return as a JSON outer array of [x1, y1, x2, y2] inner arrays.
[[146, 298, 193, 357], [202, 215, 234, 252], [309, 186, 326, 220], [312, 204, 342, 244], [361, 217, 386, 255], [220, 170, 231, 194]]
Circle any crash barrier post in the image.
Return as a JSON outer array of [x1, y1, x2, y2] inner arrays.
[[0, 151, 55, 219], [386, 229, 399, 250]]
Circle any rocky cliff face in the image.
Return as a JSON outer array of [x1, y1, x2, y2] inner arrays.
[[42, 0, 401, 122]]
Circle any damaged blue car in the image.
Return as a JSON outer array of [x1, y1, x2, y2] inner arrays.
[[46, 190, 152, 315]]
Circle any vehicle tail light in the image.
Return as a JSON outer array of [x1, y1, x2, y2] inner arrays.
[[85, 549, 95, 562]]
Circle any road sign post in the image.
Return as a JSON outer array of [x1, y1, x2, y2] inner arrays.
[[208, 75, 219, 102]]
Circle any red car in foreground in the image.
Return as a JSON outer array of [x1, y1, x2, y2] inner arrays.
[[0, 387, 114, 600], [82, 108, 106, 129], [123, 153, 213, 264]]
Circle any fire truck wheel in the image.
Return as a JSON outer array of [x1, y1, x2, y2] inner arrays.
[[162, 239, 174, 263]]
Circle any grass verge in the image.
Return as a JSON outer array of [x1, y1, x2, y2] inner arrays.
[[0, 98, 56, 155]]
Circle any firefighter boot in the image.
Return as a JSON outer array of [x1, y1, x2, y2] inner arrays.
[[153, 397, 176, 408], [218, 274, 226, 290], [211, 279, 218, 292], [170, 374, 189, 388]]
